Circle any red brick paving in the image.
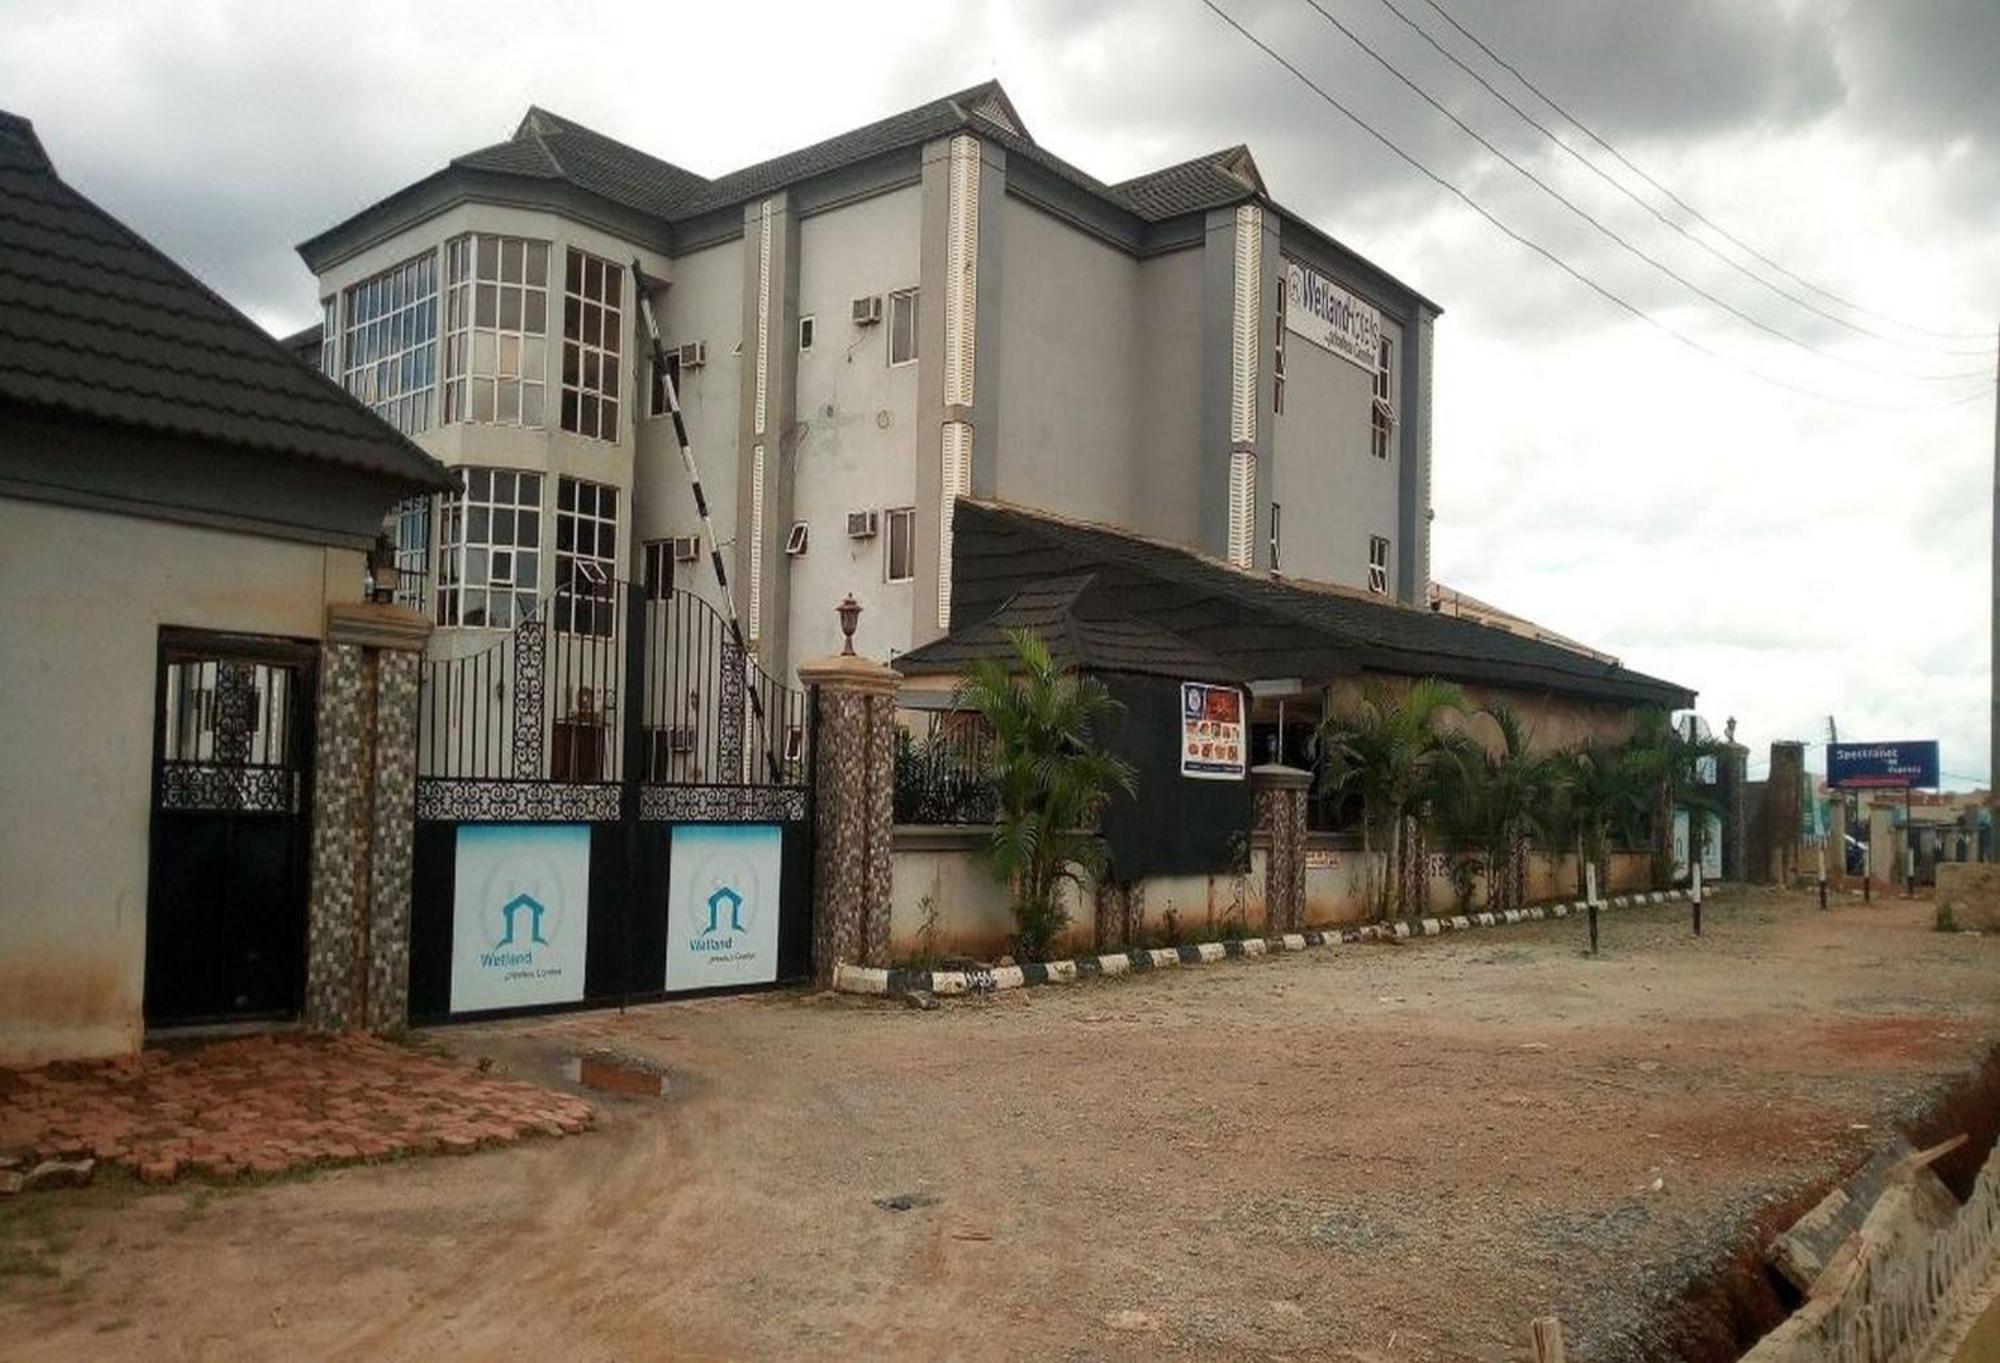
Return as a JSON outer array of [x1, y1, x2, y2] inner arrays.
[[0, 1033, 592, 1184]]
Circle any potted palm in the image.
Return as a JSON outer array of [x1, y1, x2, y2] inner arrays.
[[952, 629, 1137, 961]]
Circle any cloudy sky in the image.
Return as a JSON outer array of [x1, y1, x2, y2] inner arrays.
[[4, 0, 1995, 784]]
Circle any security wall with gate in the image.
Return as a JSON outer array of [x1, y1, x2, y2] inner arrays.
[[406, 579, 814, 1021]]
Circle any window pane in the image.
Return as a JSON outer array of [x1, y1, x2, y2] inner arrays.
[[526, 241, 548, 287], [477, 236, 499, 280], [476, 284, 497, 328], [501, 238, 523, 284], [525, 290, 546, 336], [499, 287, 522, 332]]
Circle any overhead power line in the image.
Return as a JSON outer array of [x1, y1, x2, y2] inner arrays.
[[1293, 0, 1989, 383], [1368, 0, 1993, 361], [1420, 0, 1997, 349], [1195, 0, 1997, 412]]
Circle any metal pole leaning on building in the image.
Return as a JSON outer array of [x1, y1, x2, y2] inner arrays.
[[631, 260, 784, 785]]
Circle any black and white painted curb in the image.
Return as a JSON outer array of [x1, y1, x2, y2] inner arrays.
[[833, 887, 1729, 998]]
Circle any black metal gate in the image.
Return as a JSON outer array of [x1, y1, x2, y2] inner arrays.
[[145, 630, 317, 1026], [407, 579, 813, 1022]]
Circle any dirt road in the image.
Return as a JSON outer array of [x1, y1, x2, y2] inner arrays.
[[3, 889, 1996, 1361]]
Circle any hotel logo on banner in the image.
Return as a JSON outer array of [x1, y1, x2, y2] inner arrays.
[[450, 823, 591, 1014], [1284, 258, 1382, 372], [666, 824, 783, 991]]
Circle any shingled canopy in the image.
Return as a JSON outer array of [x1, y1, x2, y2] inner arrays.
[[0, 109, 452, 545], [898, 500, 1694, 711]]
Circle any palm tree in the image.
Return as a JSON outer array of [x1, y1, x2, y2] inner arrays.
[[1433, 704, 1557, 913], [1550, 741, 1649, 900], [1624, 708, 1726, 885], [952, 628, 1137, 961], [1312, 679, 1467, 919]]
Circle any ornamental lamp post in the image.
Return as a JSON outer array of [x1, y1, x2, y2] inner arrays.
[[837, 594, 862, 656]]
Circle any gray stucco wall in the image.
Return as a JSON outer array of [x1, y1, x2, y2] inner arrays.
[[1271, 303, 1404, 592], [636, 234, 743, 612], [1134, 246, 1207, 550], [990, 195, 1144, 532], [784, 184, 924, 666]]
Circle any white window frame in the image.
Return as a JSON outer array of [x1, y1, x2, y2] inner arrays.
[[341, 250, 438, 435], [554, 476, 620, 636], [436, 469, 543, 629], [1368, 534, 1391, 595], [798, 314, 816, 352], [319, 297, 338, 379], [1371, 336, 1395, 461], [647, 349, 683, 419], [884, 506, 916, 582], [1273, 280, 1286, 416], [785, 521, 809, 556], [887, 288, 918, 367], [385, 495, 431, 609], [1270, 501, 1281, 572], [641, 538, 676, 601], [561, 247, 624, 441], [444, 233, 550, 429]]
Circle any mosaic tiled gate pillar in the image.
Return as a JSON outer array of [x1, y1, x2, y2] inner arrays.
[[799, 653, 898, 988], [304, 604, 432, 1034], [1252, 764, 1310, 933]]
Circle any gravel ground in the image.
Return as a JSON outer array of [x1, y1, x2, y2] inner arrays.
[[1, 887, 1996, 1362]]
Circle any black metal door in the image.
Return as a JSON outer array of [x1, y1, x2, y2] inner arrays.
[[145, 630, 316, 1026]]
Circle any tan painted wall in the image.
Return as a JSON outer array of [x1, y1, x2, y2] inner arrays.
[[1300, 842, 1653, 927], [0, 497, 362, 1065], [1323, 674, 1643, 756], [888, 832, 1265, 960]]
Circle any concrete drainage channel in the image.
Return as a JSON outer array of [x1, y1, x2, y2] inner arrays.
[[834, 887, 1725, 1000], [1642, 1045, 2000, 1363]]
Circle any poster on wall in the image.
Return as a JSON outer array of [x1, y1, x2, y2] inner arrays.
[[1284, 258, 1383, 372], [1180, 682, 1246, 781], [450, 824, 591, 1014], [1671, 807, 1724, 883], [665, 823, 783, 992]]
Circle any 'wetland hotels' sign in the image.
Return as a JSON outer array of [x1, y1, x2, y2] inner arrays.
[[1284, 258, 1382, 372]]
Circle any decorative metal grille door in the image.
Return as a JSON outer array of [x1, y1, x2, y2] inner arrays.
[[145, 629, 317, 1025]]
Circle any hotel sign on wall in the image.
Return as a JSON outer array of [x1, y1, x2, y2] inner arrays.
[[1284, 258, 1382, 372]]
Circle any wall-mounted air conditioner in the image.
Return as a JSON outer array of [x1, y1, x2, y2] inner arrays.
[[851, 295, 883, 326], [670, 535, 702, 563], [846, 510, 879, 539], [677, 341, 708, 369]]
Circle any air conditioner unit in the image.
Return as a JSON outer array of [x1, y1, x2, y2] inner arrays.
[[677, 340, 708, 369], [846, 510, 879, 539], [670, 535, 702, 563], [851, 295, 883, 326]]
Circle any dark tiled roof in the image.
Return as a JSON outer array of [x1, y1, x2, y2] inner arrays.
[[0, 110, 452, 490], [898, 572, 1243, 682], [1109, 146, 1262, 219], [454, 108, 713, 221], [279, 321, 321, 365], [903, 500, 1693, 709]]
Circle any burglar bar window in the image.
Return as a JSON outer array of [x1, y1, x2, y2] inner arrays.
[[341, 250, 437, 435], [443, 234, 550, 428], [1371, 336, 1395, 460], [648, 349, 683, 419], [437, 469, 542, 629], [1368, 534, 1390, 595], [885, 506, 915, 582], [555, 476, 619, 636], [1273, 280, 1286, 416], [642, 539, 675, 601], [561, 248, 624, 440], [887, 288, 918, 366], [319, 297, 338, 378], [385, 495, 431, 609]]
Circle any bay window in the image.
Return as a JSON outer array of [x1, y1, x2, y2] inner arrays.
[[444, 234, 550, 428], [561, 248, 623, 440], [436, 469, 542, 629], [341, 251, 437, 434]]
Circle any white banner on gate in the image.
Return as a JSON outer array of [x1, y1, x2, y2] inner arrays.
[[450, 823, 591, 1014], [665, 823, 783, 992]]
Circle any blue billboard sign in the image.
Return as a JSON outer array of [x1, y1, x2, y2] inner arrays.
[[1826, 741, 1939, 791]]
